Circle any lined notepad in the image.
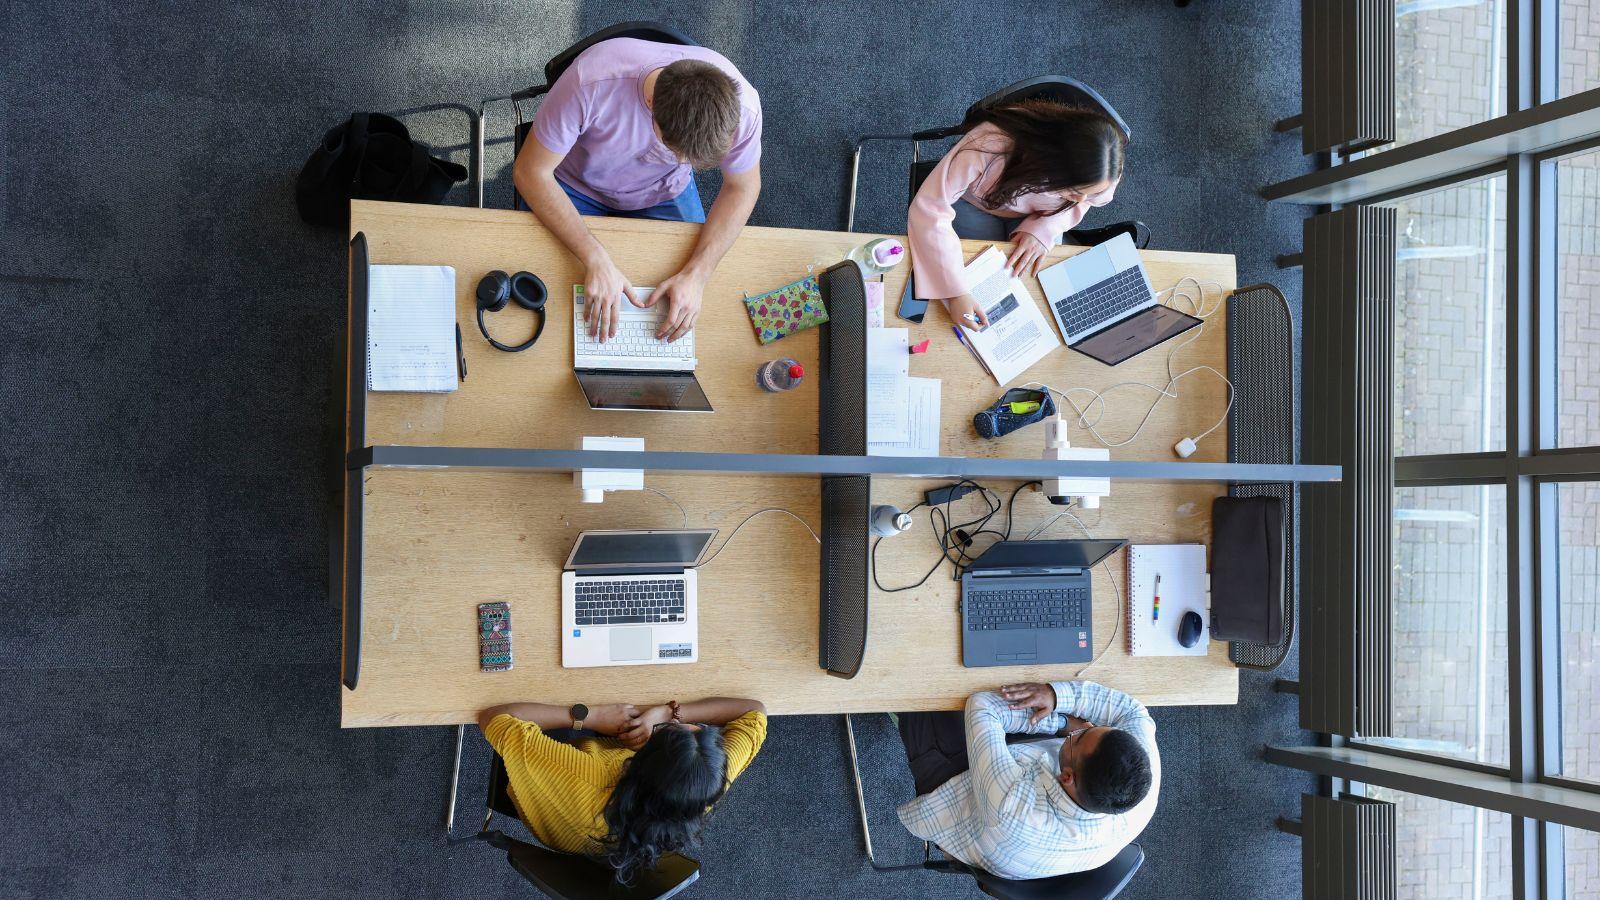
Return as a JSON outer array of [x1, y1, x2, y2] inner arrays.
[[367, 264, 458, 392], [1127, 543, 1209, 656]]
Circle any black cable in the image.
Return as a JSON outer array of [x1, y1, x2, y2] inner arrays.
[[870, 480, 1044, 592]]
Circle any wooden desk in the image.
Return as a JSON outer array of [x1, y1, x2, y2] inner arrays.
[[343, 201, 1238, 727]]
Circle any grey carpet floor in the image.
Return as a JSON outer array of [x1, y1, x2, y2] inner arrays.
[[1, 1, 1313, 897]]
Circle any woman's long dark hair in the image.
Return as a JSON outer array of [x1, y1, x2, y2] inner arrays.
[[600, 724, 729, 884], [965, 99, 1126, 216]]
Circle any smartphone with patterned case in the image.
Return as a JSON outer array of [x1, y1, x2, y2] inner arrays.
[[478, 602, 512, 672]]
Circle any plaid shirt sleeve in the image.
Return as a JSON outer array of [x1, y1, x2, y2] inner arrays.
[[1050, 680, 1159, 756], [964, 691, 1066, 824]]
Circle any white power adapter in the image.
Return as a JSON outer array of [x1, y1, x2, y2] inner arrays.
[[575, 436, 645, 503], [1042, 415, 1111, 508], [1174, 437, 1198, 459]]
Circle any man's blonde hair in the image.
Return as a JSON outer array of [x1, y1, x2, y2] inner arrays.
[[653, 60, 741, 169]]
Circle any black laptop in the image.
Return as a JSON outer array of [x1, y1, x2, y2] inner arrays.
[[960, 539, 1127, 667]]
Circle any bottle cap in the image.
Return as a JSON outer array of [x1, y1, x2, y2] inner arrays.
[[787, 363, 805, 378]]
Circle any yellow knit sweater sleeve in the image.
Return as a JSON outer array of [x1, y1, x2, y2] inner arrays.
[[483, 713, 615, 851], [719, 710, 769, 782]]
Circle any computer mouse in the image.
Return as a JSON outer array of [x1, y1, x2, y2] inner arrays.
[[1177, 611, 1204, 648]]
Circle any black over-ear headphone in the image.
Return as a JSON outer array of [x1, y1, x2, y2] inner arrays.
[[475, 270, 547, 352]]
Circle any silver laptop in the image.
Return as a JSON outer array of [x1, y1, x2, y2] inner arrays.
[[573, 287, 713, 412], [1037, 232, 1201, 366], [560, 529, 716, 668]]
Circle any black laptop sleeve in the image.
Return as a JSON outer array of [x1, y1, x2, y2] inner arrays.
[[1209, 496, 1284, 645]]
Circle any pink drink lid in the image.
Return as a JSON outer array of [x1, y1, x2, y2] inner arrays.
[[788, 363, 805, 378], [873, 240, 904, 265]]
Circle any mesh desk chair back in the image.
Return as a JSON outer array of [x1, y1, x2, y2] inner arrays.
[[474, 753, 701, 899], [476, 21, 698, 209]]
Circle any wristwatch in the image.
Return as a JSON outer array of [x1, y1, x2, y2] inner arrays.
[[569, 703, 588, 731]]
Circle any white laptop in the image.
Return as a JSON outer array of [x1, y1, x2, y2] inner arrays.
[[560, 529, 717, 668], [573, 287, 713, 412], [1037, 232, 1201, 366]]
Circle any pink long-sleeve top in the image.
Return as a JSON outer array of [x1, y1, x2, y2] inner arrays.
[[907, 122, 1118, 299]]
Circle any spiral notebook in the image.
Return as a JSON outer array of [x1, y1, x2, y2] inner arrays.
[[1127, 543, 1209, 656], [366, 264, 458, 392]]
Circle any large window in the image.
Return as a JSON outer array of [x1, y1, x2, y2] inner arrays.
[[1384, 485, 1509, 765], [1556, 481, 1599, 784], [1567, 825, 1600, 900], [1560, 0, 1600, 97], [1360, 785, 1514, 899], [1394, 0, 1508, 148], [1556, 148, 1600, 449], [1264, 3, 1600, 896], [1392, 176, 1508, 455]]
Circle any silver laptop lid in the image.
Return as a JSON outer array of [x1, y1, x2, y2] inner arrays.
[[564, 529, 717, 572], [1037, 232, 1157, 343]]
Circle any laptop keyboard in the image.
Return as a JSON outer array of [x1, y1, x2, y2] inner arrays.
[[574, 318, 695, 360], [1054, 267, 1150, 337], [967, 587, 1090, 631], [574, 578, 687, 625]]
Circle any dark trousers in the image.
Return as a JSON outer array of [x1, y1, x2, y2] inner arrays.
[[897, 711, 1054, 796], [897, 711, 972, 796]]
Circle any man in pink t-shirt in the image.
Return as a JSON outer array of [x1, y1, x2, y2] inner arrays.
[[513, 37, 763, 343]]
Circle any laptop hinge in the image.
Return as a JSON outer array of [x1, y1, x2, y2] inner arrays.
[[573, 566, 686, 577], [970, 567, 1087, 578]]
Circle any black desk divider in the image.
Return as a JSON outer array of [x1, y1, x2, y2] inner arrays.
[[341, 232, 369, 691], [818, 260, 869, 678]]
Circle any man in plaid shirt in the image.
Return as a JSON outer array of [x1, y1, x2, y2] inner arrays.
[[895, 680, 1159, 879]]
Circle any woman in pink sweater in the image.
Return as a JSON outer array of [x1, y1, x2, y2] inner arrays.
[[907, 100, 1126, 330]]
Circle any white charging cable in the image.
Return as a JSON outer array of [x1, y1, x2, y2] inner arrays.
[[697, 507, 821, 568], [1027, 276, 1293, 458]]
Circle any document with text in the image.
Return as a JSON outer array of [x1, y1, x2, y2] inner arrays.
[[955, 247, 1061, 385]]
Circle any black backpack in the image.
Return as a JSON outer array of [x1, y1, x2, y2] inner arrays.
[[296, 112, 467, 228]]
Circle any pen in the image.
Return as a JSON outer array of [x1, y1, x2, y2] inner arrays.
[[1153, 572, 1161, 621], [455, 323, 467, 382]]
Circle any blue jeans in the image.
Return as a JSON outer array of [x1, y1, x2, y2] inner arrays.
[[557, 177, 706, 223]]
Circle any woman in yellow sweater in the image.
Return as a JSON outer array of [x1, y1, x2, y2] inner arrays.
[[477, 696, 767, 883]]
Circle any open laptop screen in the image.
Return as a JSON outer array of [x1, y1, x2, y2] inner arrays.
[[566, 530, 717, 570], [574, 369, 713, 412], [1071, 305, 1201, 367]]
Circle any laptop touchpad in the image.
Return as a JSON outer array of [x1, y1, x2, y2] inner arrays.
[[610, 627, 654, 662], [997, 632, 1037, 657]]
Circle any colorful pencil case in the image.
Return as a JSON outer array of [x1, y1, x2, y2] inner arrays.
[[743, 275, 829, 345]]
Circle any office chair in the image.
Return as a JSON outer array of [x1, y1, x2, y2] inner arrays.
[[450, 751, 701, 900], [845, 76, 1149, 250], [844, 714, 1144, 899], [473, 21, 698, 209]]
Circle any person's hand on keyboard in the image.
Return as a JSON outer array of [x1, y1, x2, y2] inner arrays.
[[582, 258, 642, 342], [647, 269, 705, 342]]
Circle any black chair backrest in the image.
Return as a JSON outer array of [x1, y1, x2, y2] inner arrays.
[[543, 21, 698, 87], [963, 76, 1132, 142], [970, 842, 1144, 900], [501, 838, 701, 900]]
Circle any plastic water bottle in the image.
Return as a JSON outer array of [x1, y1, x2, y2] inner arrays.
[[756, 358, 805, 392]]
